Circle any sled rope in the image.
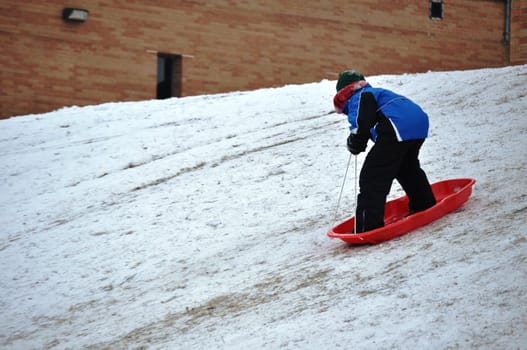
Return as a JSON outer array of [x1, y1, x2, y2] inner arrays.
[[331, 152, 353, 227], [354, 155, 358, 234]]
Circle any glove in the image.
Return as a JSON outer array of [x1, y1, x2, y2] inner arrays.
[[347, 133, 366, 155]]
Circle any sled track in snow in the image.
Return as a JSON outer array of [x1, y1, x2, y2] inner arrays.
[[129, 116, 339, 192]]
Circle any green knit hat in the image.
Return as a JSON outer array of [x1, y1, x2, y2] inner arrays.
[[336, 70, 365, 91]]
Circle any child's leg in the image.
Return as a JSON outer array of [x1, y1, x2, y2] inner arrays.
[[396, 140, 436, 213], [355, 142, 402, 232]]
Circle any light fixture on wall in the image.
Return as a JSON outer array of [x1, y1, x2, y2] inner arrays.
[[62, 8, 89, 23]]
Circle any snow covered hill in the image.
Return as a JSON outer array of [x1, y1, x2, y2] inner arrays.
[[1, 65, 526, 349]]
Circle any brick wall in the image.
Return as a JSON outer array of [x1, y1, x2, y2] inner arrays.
[[510, 0, 527, 64], [0, 0, 520, 118]]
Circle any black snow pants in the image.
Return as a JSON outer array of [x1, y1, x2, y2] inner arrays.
[[355, 139, 436, 233]]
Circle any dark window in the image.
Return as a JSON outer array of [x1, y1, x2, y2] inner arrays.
[[157, 53, 182, 99], [430, 0, 443, 20]]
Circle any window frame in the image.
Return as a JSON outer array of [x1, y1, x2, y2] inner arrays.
[[430, 0, 443, 20]]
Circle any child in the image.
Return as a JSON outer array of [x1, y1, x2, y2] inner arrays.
[[334, 70, 436, 232]]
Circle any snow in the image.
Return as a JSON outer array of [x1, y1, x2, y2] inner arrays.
[[1, 65, 526, 349]]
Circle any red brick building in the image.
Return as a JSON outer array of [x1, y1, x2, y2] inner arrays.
[[1, 0, 526, 118]]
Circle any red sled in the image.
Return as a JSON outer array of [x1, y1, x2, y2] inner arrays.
[[327, 178, 476, 245]]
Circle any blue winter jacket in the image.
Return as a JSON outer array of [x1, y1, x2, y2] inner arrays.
[[343, 84, 429, 142]]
